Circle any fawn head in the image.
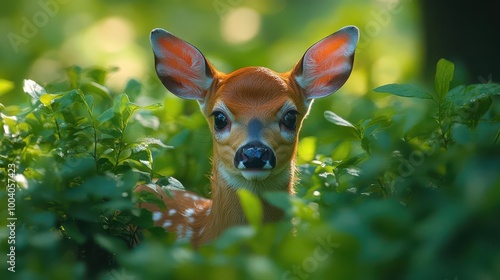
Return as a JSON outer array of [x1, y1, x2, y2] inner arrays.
[[150, 27, 358, 193]]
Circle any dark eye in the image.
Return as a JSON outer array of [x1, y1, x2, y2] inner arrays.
[[282, 110, 299, 130], [212, 111, 229, 131]]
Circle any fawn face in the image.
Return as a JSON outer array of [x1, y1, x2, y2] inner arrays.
[[204, 66, 309, 185], [151, 26, 358, 191]]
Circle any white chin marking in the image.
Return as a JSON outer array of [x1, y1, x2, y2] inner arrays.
[[240, 170, 271, 181]]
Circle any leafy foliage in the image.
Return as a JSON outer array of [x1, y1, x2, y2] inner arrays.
[[1, 60, 500, 279]]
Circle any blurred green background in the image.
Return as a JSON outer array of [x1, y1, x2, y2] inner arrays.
[[2, 0, 498, 119], [1, 0, 424, 104], [3, 0, 499, 111]]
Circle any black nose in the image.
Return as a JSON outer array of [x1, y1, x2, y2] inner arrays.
[[234, 141, 276, 170]]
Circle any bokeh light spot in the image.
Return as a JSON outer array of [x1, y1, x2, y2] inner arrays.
[[220, 7, 261, 44]]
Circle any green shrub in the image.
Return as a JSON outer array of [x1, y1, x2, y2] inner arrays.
[[1, 59, 499, 279]]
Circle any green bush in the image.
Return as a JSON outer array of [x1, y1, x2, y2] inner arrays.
[[1, 59, 500, 280]]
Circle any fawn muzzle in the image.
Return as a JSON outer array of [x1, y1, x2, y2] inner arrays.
[[234, 141, 276, 171]]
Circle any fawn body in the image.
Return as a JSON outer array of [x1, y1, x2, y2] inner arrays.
[[135, 26, 359, 247]]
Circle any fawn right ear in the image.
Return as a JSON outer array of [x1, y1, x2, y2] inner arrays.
[[291, 26, 359, 100], [150, 28, 214, 100]]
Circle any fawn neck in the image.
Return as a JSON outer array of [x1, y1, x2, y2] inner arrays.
[[197, 154, 294, 244]]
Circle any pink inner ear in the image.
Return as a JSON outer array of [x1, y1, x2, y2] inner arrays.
[[157, 37, 210, 86], [152, 32, 213, 100], [296, 28, 358, 99], [310, 34, 350, 65]]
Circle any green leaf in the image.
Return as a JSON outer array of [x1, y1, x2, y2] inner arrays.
[[56, 90, 79, 109], [361, 136, 371, 153], [40, 93, 64, 107], [362, 116, 393, 136], [237, 189, 262, 228], [81, 81, 111, 99], [263, 192, 293, 217], [214, 226, 256, 250], [23, 79, 46, 102], [364, 116, 393, 129], [87, 67, 111, 85], [136, 188, 167, 210], [373, 84, 431, 99], [290, 197, 319, 221], [324, 111, 358, 129], [113, 93, 131, 115], [66, 176, 121, 200], [67, 65, 82, 88], [84, 94, 94, 112], [434, 58, 455, 100], [446, 83, 500, 128], [96, 108, 115, 125], [135, 111, 160, 129], [124, 144, 153, 170], [335, 154, 366, 171], [141, 137, 172, 149], [94, 233, 127, 255], [124, 79, 142, 101], [156, 177, 184, 197], [446, 83, 500, 107], [140, 102, 163, 111]]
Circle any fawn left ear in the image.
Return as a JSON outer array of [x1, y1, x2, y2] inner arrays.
[[292, 26, 359, 100], [150, 28, 215, 101]]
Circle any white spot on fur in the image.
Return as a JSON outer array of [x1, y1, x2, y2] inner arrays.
[[163, 220, 172, 228], [185, 227, 193, 239], [168, 209, 177, 216], [185, 208, 195, 217], [182, 208, 195, 224], [152, 211, 162, 222], [183, 192, 201, 201], [176, 224, 184, 237], [175, 224, 192, 243]]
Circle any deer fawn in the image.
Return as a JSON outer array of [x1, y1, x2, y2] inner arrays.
[[135, 26, 359, 247]]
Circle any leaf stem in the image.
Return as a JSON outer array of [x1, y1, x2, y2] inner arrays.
[[78, 90, 99, 172]]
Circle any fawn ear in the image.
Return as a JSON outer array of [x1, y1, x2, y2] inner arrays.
[[150, 28, 214, 100], [292, 26, 359, 100]]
